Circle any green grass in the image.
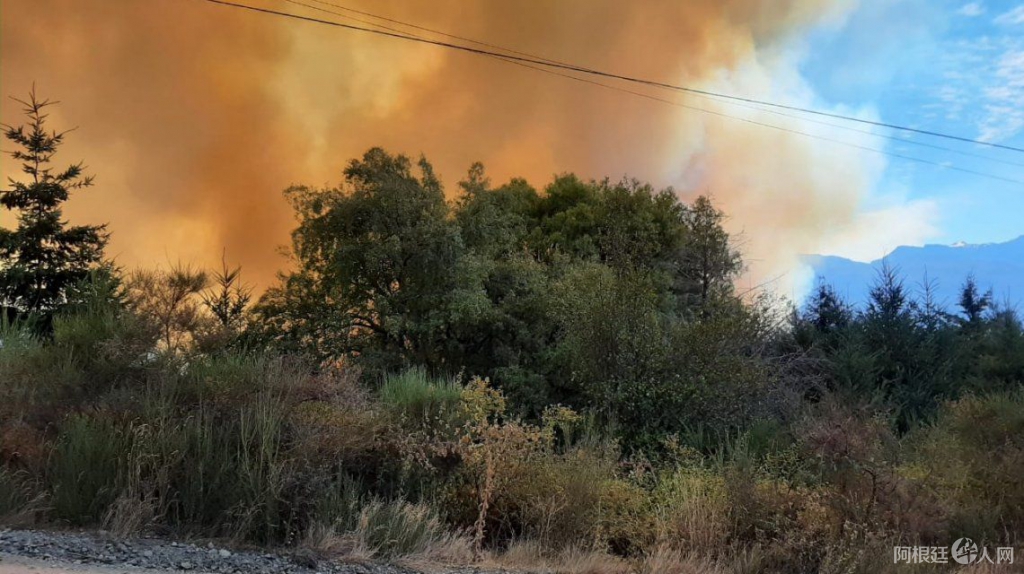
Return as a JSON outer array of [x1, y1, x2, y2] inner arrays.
[[378, 367, 463, 427], [49, 415, 126, 524]]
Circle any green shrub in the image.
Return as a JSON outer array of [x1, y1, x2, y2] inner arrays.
[[0, 322, 73, 419], [909, 391, 1024, 543]]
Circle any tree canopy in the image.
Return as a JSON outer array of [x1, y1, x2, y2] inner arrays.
[[254, 148, 748, 435]]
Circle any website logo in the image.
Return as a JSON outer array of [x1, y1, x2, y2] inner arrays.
[[894, 540, 1014, 565]]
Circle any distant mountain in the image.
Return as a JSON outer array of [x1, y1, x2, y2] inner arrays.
[[802, 235, 1024, 311]]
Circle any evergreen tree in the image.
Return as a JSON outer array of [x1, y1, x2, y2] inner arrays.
[[958, 274, 992, 326], [806, 280, 852, 335], [1, 89, 107, 314], [678, 195, 742, 309]]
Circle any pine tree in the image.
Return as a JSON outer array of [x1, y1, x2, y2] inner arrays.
[[957, 274, 992, 326], [1, 89, 107, 314]]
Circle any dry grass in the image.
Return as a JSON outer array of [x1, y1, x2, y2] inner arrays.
[[638, 544, 771, 574], [302, 501, 474, 566], [483, 540, 631, 574], [653, 468, 729, 554]]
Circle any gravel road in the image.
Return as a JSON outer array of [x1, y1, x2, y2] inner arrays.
[[0, 529, 470, 574]]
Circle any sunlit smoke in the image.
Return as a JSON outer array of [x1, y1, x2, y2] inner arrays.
[[1, 0, 934, 296]]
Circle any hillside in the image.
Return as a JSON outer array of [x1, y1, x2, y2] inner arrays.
[[804, 235, 1024, 310]]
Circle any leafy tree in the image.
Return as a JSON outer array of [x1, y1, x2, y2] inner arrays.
[[257, 148, 757, 432], [455, 163, 538, 259], [258, 148, 463, 371], [526, 175, 687, 271], [1, 89, 107, 315]]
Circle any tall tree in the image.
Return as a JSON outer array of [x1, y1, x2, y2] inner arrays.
[[257, 148, 463, 370], [957, 274, 992, 326], [677, 195, 742, 309], [1, 89, 107, 314]]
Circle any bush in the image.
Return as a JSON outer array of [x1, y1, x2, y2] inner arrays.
[[909, 391, 1024, 543], [4, 266, 1023, 570]]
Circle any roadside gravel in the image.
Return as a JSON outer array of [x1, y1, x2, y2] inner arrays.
[[0, 529, 476, 574]]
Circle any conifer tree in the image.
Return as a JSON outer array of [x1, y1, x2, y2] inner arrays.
[[1, 89, 107, 314]]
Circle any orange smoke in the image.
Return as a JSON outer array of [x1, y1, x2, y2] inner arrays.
[[2, 0, 883, 293]]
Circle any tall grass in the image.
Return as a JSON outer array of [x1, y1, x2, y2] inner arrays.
[[379, 368, 463, 427], [355, 500, 465, 559], [49, 416, 126, 524], [233, 392, 290, 542], [0, 468, 36, 522]]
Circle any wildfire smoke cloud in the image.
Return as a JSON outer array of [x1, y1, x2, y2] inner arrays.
[[2, 0, 903, 294]]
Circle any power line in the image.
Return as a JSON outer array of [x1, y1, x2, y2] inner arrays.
[[297, 0, 566, 66], [491, 56, 1024, 185], [284, 0, 1024, 171], [198, 0, 1024, 184], [205, 0, 1024, 155]]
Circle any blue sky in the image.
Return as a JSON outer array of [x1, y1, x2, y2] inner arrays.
[[798, 0, 1024, 250]]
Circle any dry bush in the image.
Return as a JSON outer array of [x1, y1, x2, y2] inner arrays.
[[723, 458, 838, 572], [290, 401, 383, 463], [596, 478, 657, 556], [101, 422, 175, 537], [503, 446, 619, 547], [454, 378, 622, 551], [0, 468, 45, 526], [125, 266, 209, 354], [640, 545, 725, 574], [816, 535, 921, 574], [796, 398, 947, 544], [289, 369, 383, 464]]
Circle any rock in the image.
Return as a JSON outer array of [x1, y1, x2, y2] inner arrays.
[[180, 560, 194, 570], [219, 549, 232, 558]]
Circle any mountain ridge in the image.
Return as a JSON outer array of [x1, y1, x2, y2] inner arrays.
[[802, 235, 1024, 310]]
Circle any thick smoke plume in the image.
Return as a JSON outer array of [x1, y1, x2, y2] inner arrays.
[[3, 0, 914, 293]]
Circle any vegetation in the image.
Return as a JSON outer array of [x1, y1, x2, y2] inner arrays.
[[1, 89, 107, 320], [2, 97, 1023, 573]]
